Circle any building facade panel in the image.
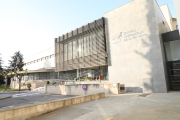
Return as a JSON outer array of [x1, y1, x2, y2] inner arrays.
[[104, 0, 170, 93]]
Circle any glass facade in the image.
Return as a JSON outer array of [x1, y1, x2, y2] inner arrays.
[[55, 17, 107, 74], [21, 66, 108, 81]]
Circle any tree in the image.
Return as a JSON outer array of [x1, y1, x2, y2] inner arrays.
[[0, 67, 12, 90], [9, 51, 26, 91], [0, 53, 13, 90], [0, 53, 5, 86], [0, 53, 2, 72], [0, 75, 5, 85]]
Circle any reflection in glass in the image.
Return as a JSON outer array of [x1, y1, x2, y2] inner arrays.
[[165, 40, 180, 61], [73, 40, 77, 59], [64, 44, 67, 61], [84, 36, 87, 56], [78, 38, 83, 57], [68, 41, 72, 60]]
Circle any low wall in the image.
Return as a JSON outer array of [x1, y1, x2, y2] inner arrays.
[[10, 79, 60, 90], [46, 83, 120, 96], [0, 92, 105, 120]]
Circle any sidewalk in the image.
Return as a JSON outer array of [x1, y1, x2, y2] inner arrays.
[[30, 93, 180, 120]]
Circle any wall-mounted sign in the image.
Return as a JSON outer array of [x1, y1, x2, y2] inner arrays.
[[124, 29, 148, 41], [113, 32, 122, 44], [113, 29, 148, 44], [82, 84, 88, 90]]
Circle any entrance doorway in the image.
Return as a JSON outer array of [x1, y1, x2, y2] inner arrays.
[[162, 30, 180, 91], [167, 61, 180, 90]]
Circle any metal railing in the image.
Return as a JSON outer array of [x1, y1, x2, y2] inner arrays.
[[20, 75, 108, 81]]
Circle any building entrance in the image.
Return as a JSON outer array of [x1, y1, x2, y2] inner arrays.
[[167, 61, 180, 90], [162, 30, 180, 91]]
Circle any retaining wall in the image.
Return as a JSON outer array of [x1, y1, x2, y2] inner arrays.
[[46, 83, 120, 96]]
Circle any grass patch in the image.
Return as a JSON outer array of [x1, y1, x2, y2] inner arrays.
[[0, 85, 19, 91]]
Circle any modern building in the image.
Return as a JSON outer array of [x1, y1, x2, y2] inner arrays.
[[18, 0, 180, 93], [160, 4, 178, 31], [173, 0, 180, 32], [21, 47, 56, 81]]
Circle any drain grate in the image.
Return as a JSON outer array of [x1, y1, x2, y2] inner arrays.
[[138, 93, 151, 97]]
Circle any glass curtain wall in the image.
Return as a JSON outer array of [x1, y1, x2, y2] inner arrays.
[[55, 18, 108, 80], [20, 66, 108, 81]]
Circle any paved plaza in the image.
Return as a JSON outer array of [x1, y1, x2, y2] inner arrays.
[[30, 92, 180, 120]]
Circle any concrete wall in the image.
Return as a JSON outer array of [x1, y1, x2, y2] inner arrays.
[[0, 92, 105, 120], [160, 4, 174, 31], [173, 0, 180, 33], [10, 79, 60, 90], [172, 18, 178, 30], [45, 83, 120, 96], [104, 0, 170, 93], [153, 0, 171, 92]]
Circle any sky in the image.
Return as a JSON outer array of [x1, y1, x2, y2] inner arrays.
[[0, 0, 177, 66]]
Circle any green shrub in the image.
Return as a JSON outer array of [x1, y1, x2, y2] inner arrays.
[[27, 83, 31, 90], [46, 81, 50, 85]]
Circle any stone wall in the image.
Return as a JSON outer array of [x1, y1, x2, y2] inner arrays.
[[104, 0, 170, 93]]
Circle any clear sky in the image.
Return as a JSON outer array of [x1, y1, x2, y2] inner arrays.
[[0, 0, 176, 66]]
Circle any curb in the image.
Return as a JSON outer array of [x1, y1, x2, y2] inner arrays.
[[0, 95, 12, 100], [0, 91, 31, 94]]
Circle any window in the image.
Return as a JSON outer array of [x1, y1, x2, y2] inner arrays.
[[98, 30, 105, 52], [41, 57, 45, 61], [84, 36, 87, 56], [64, 44, 67, 61], [176, 25, 179, 30], [46, 56, 49, 59], [92, 33, 97, 54], [73, 40, 77, 59], [78, 38, 83, 57], [68, 41, 72, 60], [86, 36, 90, 56], [51, 54, 54, 58], [89, 34, 93, 55], [164, 40, 180, 61]]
